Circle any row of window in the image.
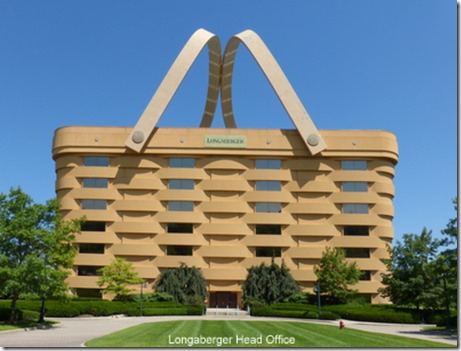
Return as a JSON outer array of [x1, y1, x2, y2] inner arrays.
[[80, 221, 370, 237], [83, 157, 282, 169], [77, 244, 370, 258], [175, 246, 370, 258], [77, 245, 283, 258], [81, 199, 370, 214], [80, 176, 369, 194], [83, 157, 368, 171], [80, 178, 287, 191]]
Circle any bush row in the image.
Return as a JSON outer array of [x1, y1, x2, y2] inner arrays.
[[0, 307, 23, 321], [251, 303, 340, 320], [251, 303, 452, 324], [0, 300, 204, 318], [323, 304, 418, 323]]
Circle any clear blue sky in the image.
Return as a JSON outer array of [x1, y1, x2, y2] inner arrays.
[[0, 0, 457, 244]]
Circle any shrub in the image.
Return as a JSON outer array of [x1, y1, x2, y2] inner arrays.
[[323, 305, 418, 324], [145, 292, 175, 302], [186, 305, 205, 315], [44, 304, 80, 317], [286, 293, 311, 304], [0, 299, 206, 318], [0, 307, 23, 321], [270, 303, 309, 311], [318, 311, 340, 320], [185, 295, 205, 306], [77, 301, 115, 316], [22, 309, 40, 321], [251, 303, 338, 320], [245, 297, 266, 308], [436, 316, 457, 329], [304, 311, 319, 319]]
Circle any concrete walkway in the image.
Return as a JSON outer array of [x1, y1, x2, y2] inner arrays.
[[0, 314, 457, 348]]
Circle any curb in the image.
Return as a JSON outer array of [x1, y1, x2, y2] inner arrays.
[[0, 321, 60, 334]]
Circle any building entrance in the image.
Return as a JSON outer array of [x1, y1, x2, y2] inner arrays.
[[209, 292, 237, 308]]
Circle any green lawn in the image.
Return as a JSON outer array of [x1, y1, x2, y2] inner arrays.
[[85, 320, 454, 348]]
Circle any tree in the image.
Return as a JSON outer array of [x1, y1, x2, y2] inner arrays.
[[314, 247, 362, 304], [154, 263, 208, 304], [435, 198, 458, 324], [440, 197, 457, 293], [379, 228, 442, 311], [242, 260, 300, 306], [97, 257, 143, 299], [0, 187, 82, 322]]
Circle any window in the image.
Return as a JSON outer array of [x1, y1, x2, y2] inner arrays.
[[255, 202, 281, 213], [255, 224, 281, 235], [360, 271, 372, 281], [344, 248, 370, 258], [341, 160, 367, 170], [83, 178, 108, 188], [168, 201, 194, 211], [255, 159, 281, 169], [343, 226, 369, 236], [79, 244, 105, 254], [343, 204, 368, 214], [342, 182, 368, 192], [255, 181, 281, 191], [255, 247, 281, 257], [81, 199, 107, 210], [169, 179, 194, 190], [167, 223, 193, 233], [83, 156, 110, 167], [166, 246, 193, 256], [169, 158, 195, 168], [81, 221, 106, 232], [77, 266, 102, 276]]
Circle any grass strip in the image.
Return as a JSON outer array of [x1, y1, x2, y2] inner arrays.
[[85, 320, 454, 348]]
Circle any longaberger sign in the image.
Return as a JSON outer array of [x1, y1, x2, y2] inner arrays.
[[204, 135, 247, 148]]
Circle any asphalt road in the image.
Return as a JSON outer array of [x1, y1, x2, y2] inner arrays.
[[0, 315, 457, 348]]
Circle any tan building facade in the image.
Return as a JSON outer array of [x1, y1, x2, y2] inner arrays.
[[52, 29, 398, 305], [53, 127, 398, 305]]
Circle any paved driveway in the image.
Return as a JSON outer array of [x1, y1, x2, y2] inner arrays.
[[0, 315, 457, 347]]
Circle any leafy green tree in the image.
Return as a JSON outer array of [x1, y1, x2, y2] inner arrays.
[[314, 247, 362, 304], [154, 263, 208, 304], [440, 198, 457, 304], [242, 260, 300, 306], [0, 187, 82, 322], [97, 257, 143, 299], [433, 198, 458, 322], [379, 228, 442, 311]]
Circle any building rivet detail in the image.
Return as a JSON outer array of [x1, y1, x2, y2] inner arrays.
[[307, 133, 320, 146], [132, 131, 144, 144]]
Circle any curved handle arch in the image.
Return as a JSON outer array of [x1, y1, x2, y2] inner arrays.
[[125, 29, 221, 152], [125, 29, 327, 155], [220, 30, 326, 155]]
